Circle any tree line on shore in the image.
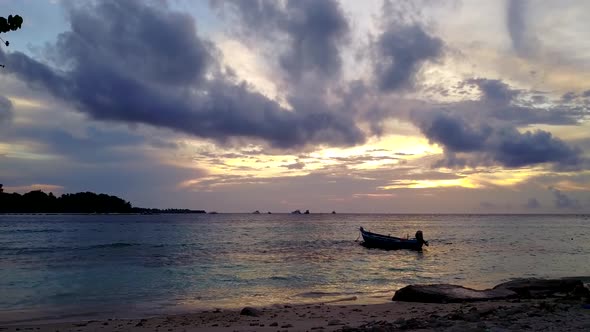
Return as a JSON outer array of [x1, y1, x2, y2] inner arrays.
[[0, 184, 205, 214]]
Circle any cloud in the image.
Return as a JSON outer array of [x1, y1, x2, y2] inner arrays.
[[466, 78, 520, 104], [415, 112, 491, 153], [411, 78, 586, 169], [492, 128, 582, 168], [524, 197, 540, 209], [462, 79, 584, 126], [506, 0, 539, 57], [216, 0, 350, 81], [283, 161, 305, 170], [0, 0, 364, 149], [549, 187, 580, 209], [373, 24, 443, 92], [0, 95, 13, 124], [415, 111, 583, 169], [561, 92, 578, 103]]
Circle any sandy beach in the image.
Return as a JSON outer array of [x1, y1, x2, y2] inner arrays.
[[2, 296, 589, 332]]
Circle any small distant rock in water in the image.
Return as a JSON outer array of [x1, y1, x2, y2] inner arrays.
[[291, 209, 301, 214], [332, 211, 336, 214], [252, 210, 260, 214], [267, 211, 272, 214], [304, 209, 310, 214], [240, 306, 262, 317]]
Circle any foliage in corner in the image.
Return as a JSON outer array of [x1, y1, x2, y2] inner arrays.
[[0, 14, 23, 68]]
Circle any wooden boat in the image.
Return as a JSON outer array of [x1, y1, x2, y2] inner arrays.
[[359, 227, 428, 250]]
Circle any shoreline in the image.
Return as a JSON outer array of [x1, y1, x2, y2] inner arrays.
[[2, 298, 590, 332], [3, 279, 589, 332], [0, 293, 391, 326]]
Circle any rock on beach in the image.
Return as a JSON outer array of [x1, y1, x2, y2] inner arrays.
[[392, 278, 589, 303]]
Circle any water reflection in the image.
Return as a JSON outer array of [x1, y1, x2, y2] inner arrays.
[[0, 213, 589, 321]]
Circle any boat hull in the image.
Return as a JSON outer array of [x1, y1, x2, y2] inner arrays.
[[360, 227, 423, 250]]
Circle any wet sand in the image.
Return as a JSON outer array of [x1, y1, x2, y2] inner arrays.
[[2, 297, 590, 332]]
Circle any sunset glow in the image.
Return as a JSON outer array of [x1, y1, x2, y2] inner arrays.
[[0, 0, 588, 212]]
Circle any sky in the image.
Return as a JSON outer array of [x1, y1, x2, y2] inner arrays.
[[0, 0, 589, 213]]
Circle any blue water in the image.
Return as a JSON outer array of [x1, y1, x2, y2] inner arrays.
[[1, 214, 589, 323]]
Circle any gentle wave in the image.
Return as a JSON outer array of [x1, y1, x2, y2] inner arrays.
[[0, 229, 64, 234], [88, 243, 140, 249], [1, 213, 589, 324], [293, 290, 377, 298], [0, 242, 143, 255]]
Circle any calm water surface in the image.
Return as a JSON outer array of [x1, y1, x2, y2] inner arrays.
[[1, 214, 589, 323]]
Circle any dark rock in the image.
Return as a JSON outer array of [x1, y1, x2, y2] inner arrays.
[[493, 278, 584, 298], [392, 278, 589, 303], [464, 312, 480, 322], [392, 284, 517, 303], [573, 284, 590, 299], [240, 306, 262, 317], [398, 317, 426, 330], [269, 322, 278, 326], [504, 306, 526, 315]]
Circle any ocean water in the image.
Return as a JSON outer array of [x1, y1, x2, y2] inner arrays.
[[1, 213, 589, 323]]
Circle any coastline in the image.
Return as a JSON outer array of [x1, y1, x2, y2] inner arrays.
[[2, 298, 590, 332], [3, 279, 589, 332]]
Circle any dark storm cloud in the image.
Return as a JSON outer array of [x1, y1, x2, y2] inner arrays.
[[416, 112, 491, 153], [279, 0, 349, 80], [216, 0, 350, 81], [410, 77, 587, 169], [0, 0, 364, 149], [492, 127, 582, 168], [374, 24, 443, 92], [413, 113, 582, 169], [549, 187, 580, 209], [0, 95, 13, 123], [60, 1, 212, 86], [506, 0, 538, 57], [459, 79, 582, 126], [466, 78, 520, 104]]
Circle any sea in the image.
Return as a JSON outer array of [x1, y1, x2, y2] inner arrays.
[[1, 213, 589, 324]]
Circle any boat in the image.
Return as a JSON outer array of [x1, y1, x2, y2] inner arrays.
[[359, 227, 428, 250]]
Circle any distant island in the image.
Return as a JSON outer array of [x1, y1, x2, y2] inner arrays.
[[0, 184, 205, 214]]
